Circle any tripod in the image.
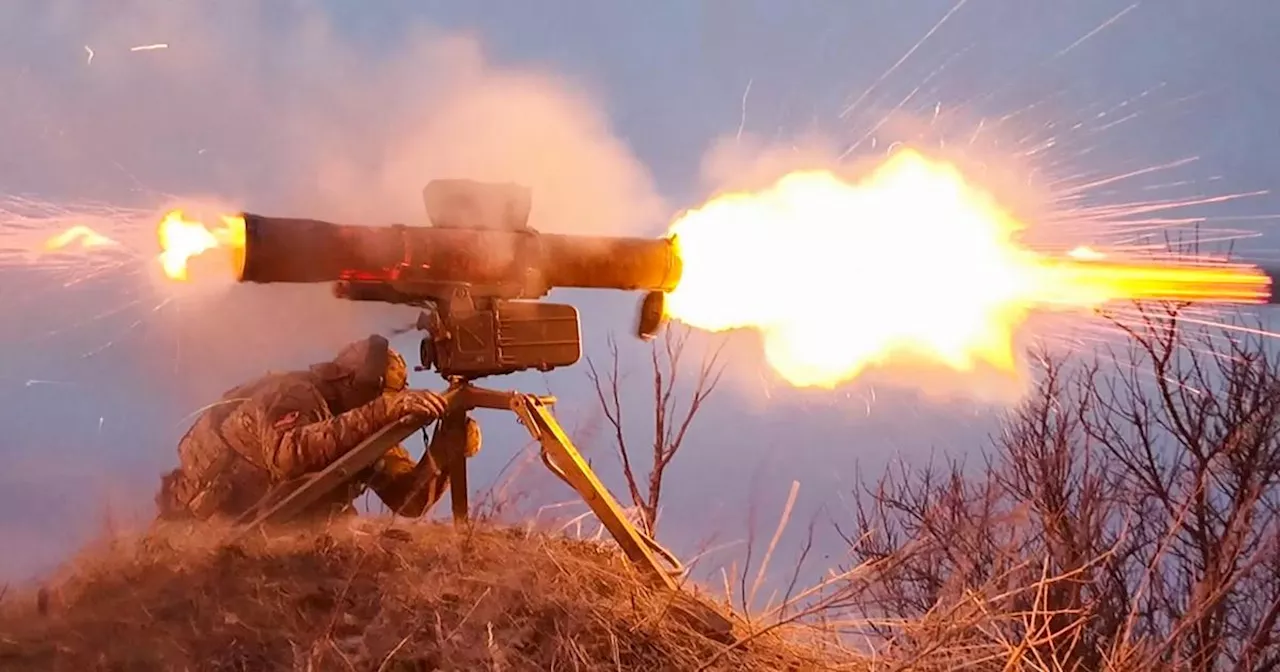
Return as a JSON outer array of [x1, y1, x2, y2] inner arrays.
[[233, 378, 684, 591]]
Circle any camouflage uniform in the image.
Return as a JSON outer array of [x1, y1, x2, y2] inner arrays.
[[155, 335, 480, 522]]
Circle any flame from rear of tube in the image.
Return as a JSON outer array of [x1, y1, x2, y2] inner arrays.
[[156, 210, 246, 281], [662, 148, 1271, 389]]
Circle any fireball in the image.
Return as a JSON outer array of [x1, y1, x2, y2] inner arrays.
[[663, 148, 1269, 388]]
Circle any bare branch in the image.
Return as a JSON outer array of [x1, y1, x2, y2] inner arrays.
[[585, 334, 646, 524], [844, 301, 1280, 670], [587, 324, 724, 537]]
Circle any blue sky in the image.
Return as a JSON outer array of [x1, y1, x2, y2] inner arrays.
[[2, 0, 1280, 591]]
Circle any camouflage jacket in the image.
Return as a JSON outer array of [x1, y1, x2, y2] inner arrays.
[[156, 345, 438, 522]]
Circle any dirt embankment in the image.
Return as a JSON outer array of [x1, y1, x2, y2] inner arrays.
[[0, 519, 834, 671]]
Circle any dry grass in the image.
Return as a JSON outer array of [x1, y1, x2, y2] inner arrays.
[[0, 483, 1237, 672], [6, 304, 1269, 671], [0, 518, 840, 671]]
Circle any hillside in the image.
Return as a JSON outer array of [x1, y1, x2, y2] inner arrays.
[[0, 518, 837, 671]]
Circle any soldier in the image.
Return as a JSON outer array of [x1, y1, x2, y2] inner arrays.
[[154, 334, 480, 523]]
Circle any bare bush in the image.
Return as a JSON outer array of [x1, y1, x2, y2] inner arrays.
[[586, 324, 725, 537], [845, 303, 1280, 671]]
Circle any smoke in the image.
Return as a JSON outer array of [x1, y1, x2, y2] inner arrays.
[[0, 2, 665, 578], [0, 1, 666, 387]]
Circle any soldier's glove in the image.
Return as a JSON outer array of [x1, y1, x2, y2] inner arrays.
[[388, 389, 449, 421]]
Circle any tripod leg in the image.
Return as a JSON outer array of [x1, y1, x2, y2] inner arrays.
[[443, 412, 470, 524], [511, 395, 678, 591], [398, 411, 471, 520], [400, 448, 450, 518]]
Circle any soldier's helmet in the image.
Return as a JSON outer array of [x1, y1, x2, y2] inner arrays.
[[383, 348, 408, 394]]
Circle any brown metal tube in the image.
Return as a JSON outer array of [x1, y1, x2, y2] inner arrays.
[[237, 214, 681, 293], [540, 233, 682, 291]]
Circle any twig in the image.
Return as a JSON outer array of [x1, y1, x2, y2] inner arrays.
[[444, 586, 493, 642], [748, 480, 801, 611]]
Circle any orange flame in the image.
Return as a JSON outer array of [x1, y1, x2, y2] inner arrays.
[[156, 210, 246, 281], [663, 148, 1270, 388], [42, 225, 118, 251]]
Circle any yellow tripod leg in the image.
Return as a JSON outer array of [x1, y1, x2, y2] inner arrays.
[[508, 394, 680, 591]]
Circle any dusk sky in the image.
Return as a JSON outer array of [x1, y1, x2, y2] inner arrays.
[[3, 0, 1279, 593]]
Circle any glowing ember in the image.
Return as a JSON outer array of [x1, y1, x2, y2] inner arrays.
[[42, 225, 118, 251], [157, 210, 246, 281], [663, 148, 1270, 388]]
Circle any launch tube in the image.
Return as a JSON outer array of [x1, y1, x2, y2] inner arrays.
[[235, 214, 682, 293]]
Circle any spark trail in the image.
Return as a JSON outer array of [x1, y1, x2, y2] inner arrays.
[[0, 197, 190, 363], [1, 197, 151, 293]]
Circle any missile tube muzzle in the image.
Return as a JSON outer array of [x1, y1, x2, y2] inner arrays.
[[236, 214, 682, 294]]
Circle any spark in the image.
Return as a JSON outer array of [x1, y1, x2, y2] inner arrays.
[[129, 43, 169, 52], [0, 197, 183, 363], [941, 4, 1151, 127], [84, 45, 94, 65], [736, 78, 754, 141], [23, 379, 75, 387], [840, 44, 973, 159], [1054, 3, 1141, 59], [839, 0, 969, 119]]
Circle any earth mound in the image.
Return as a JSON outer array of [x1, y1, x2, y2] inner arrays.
[[0, 518, 831, 671]]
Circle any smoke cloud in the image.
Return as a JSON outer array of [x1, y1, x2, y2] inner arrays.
[[0, 1, 666, 390], [0, 2, 666, 577]]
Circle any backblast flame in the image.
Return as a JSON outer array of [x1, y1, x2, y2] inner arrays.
[[663, 148, 1270, 389], [42, 225, 118, 251], [156, 210, 246, 281]]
